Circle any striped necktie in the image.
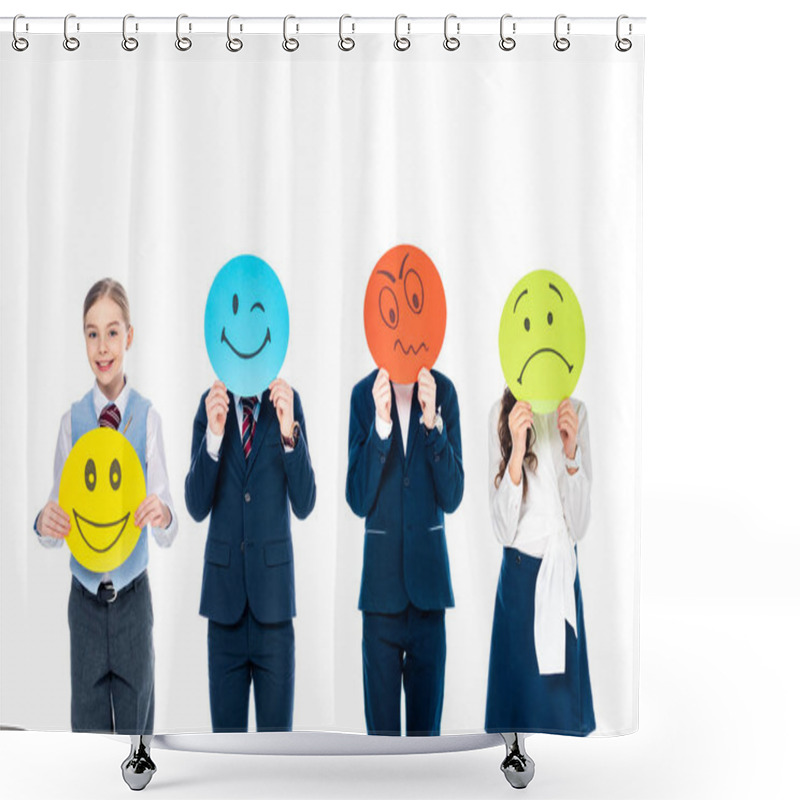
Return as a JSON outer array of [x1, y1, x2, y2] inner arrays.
[[241, 396, 258, 459], [99, 403, 121, 430]]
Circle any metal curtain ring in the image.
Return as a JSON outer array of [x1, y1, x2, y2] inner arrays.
[[394, 14, 410, 51], [499, 13, 516, 51], [176, 14, 192, 51], [122, 14, 139, 51], [443, 13, 460, 51], [615, 14, 632, 52], [63, 13, 80, 51], [283, 15, 299, 52], [338, 14, 355, 51], [12, 15, 29, 52], [553, 14, 570, 51], [226, 15, 243, 52]]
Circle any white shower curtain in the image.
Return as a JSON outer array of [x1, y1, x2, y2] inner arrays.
[[0, 19, 643, 738]]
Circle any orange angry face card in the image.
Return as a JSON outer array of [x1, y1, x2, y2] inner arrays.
[[363, 245, 447, 383]]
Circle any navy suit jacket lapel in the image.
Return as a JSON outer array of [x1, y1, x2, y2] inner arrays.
[[246, 391, 275, 473]]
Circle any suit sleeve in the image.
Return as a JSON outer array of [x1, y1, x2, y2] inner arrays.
[[281, 391, 316, 520], [184, 392, 222, 523], [423, 380, 464, 514], [345, 383, 392, 518]]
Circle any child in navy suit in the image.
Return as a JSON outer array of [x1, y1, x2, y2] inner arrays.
[[185, 378, 316, 732], [346, 366, 464, 735]]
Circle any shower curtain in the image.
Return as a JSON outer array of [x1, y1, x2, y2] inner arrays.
[[0, 17, 643, 741]]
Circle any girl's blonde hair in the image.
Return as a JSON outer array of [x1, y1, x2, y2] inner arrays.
[[83, 278, 131, 328]]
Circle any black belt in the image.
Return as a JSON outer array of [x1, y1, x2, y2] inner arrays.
[[74, 571, 147, 605]]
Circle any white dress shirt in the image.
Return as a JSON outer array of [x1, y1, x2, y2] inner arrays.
[[375, 382, 415, 453], [36, 381, 179, 561], [488, 397, 592, 675]]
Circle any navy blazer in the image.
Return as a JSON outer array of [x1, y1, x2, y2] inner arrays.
[[346, 369, 464, 613], [185, 389, 316, 625]]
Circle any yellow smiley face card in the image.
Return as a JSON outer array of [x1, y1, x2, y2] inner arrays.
[[59, 428, 146, 573]]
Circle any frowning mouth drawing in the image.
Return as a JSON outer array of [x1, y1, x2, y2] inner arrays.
[[516, 348, 573, 384]]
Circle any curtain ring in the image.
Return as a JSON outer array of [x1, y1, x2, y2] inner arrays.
[[394, 14, 410, 51], [226, 15, 243, 52], [283, 15, 299, 52], [63, 13, 80, 51], [499, 14, 516, 51], [122, 14, 139, 51], [12, 15, 29, 52], [553, 14, 570, 52], [338, 14, 355, 51], [176, 14, 192, 51], [443, 14, 460, 51], [615, 14, 632, 52]]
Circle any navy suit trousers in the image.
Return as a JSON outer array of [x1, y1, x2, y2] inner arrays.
[[362, 606, 446, 736], [207, 606, 295, 732]]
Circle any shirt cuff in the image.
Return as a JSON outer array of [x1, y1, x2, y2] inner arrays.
[[375, 413, 393, 440], [205, 426, 223, 461]]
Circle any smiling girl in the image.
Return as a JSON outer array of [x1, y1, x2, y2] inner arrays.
[[33, 278, 177, 790]]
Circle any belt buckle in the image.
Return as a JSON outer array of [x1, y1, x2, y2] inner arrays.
[[99, 582, 118, 604]]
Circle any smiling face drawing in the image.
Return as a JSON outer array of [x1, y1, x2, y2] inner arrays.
[[499, 270, 585, 413], [204, 255, 290, 397], [364, 245, 447, 383], [59, 428, 146, 573]]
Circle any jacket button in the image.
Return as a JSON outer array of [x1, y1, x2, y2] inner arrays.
[[516, 555, 521, 565], [241, 541, 245, 553], [380, 455, 386, 465], [403, 477, 410, 487], [244, 492, 251, 503]]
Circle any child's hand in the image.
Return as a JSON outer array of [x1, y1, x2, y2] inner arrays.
[[509, 400, 534, 456], [269, 378, 295, 440], [372, 368, 392, 424], [205, 380, 229, 437], [37, 501, 70, 539], [557, 399, 578, 460], [417, 368, 437, 429], [135, 495, 171, 529]]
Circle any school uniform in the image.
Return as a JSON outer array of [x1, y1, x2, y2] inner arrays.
[[484, 397, 595, 736], [184, 388, 316, 732], [346, 368, 464, 736], [34, 380, 178, 734]]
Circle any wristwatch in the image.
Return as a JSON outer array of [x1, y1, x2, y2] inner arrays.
[[419, 408, 444, 435], [282, 421, 300, 449], [565, 444, 581, 470]]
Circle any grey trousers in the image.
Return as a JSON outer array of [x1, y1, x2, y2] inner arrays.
[[68, 571, 154, 735]]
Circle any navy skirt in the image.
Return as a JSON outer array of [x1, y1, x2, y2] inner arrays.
[[485, 547, 595, 735]]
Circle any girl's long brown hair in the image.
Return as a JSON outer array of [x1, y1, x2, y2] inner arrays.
[[494, 386, 537, 501]]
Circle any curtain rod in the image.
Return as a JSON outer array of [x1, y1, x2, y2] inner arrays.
[[2, 16, 646, 37]]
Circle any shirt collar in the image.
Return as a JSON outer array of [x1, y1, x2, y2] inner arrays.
[[92, 378, 130, 422]]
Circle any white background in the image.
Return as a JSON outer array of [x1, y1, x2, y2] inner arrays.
[[2, 0, 799, 798]]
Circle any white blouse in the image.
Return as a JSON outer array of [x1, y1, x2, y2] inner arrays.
[[488, 397, 592, 674]]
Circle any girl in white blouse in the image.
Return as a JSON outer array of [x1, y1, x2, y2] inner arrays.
[[484, 387, 595, 735]]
